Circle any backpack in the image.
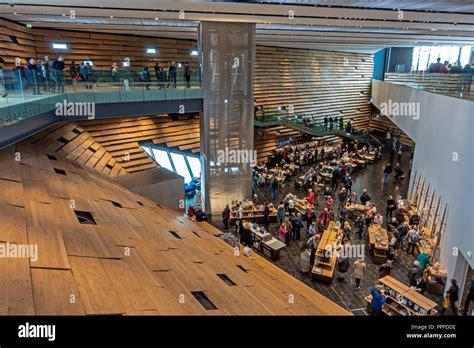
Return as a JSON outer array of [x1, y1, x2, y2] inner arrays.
[[410, 232, 419, 243]]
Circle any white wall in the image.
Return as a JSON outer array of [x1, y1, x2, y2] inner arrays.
[[371, 80, 474, 284]]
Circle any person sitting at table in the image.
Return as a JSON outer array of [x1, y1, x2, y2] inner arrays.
[[305, 189, 315, 205], [240, 222, 253, 246], [413, 277, 427, 295]]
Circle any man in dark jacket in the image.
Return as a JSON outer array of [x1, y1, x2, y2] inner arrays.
[[360, 189, 371, 206], [184, 62, 192, 88], [222, 204, 231, 230], [52, 56, 65, 93], [442, 279, 459, 315], [383, 163, 393, 183], [26, 58, 41, 95], [462, 277, 474, 315]]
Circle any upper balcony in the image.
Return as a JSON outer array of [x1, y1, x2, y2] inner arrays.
[[384, 72, 473, 102], [0, 69, 203, 127]]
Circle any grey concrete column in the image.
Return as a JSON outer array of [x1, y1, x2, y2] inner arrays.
[[198, 22, 255, 214]]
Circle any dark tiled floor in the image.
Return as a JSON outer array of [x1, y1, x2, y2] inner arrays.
[[209, 144, 444, 315]]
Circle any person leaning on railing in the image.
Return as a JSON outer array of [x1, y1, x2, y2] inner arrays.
[[0, 63, 7, 98], [26, 58, 41, 95], [461, 64, 473, 94], [52, 56, 65, 93]]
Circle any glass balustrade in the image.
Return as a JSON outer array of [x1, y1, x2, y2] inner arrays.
[[383, 72, 474, 101], [0, 68, 202, 127]]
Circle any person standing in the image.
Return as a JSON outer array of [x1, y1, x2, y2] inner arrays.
[[141, 66, 151, 90], [168, 61, 177, 88], [308, 233, 320, 268], [263, 202, 270, 227], [111, 62, 119, 82], [370, 285, 387, 316], [52, 56, 65, 93], [462, 277, 474, 315], [339, 205, 347, 226], [184, 62, 192, 88], [379, 260, 393, 278], [26, 58, 41, 95], [406, 227, 419, 255], [84, 62, 94, 90], [360, 189, 371, 206], [299, 243, 311, 273], [222, 204, 230, 230], [345, 176, 353, 194], [386, 195, 396, 218], [294, 212, 302, 241], [442, 279, 460, 315], [271, 177, 278, 200], [323, 116, 328, 130], [383, 163, 393, 183], [353, 257, 366, 289]]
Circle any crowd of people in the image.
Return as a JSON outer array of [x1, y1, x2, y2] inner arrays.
[[1, 56, 194, 96], [427, 57, 473, 94], [219, 130, 468, 316]]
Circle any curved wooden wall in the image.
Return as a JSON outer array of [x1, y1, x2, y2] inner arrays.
[[0, 142, 349, 315], [254, 46, 374, 130]]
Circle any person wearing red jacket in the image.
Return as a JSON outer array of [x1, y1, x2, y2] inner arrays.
[[305, 189, 315, 205], [319, 208, 331, 228]]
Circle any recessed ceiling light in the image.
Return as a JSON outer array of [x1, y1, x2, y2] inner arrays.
[[155, 17, 159, 20]]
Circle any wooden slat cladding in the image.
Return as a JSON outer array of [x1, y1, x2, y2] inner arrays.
[[367, 116, 415, 148], [0, 143, 350, 316], [28, 122, 128, 177], [0, 19, 198, 70], [255, 46, 373, 130]]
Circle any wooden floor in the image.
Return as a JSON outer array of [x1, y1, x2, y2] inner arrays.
[[0, 142, 349, 315]]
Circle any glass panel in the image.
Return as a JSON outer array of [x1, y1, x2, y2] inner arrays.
[[170, 152, 192, 183], [142, 146, 152, 157], [187, 155, 201, 178], [152, 148, 174, 172]]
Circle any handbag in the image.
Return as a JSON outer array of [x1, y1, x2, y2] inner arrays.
[[443, 297, 450, 309]]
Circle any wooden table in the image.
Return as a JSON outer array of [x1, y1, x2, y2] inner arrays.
[[424, 266, 447, 295], [249, 225, 286, 260], [311, 221, 342, 282], [367, 224, 389, 264], [346, 203, 369, 219], [366, 276, 439, 316]]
